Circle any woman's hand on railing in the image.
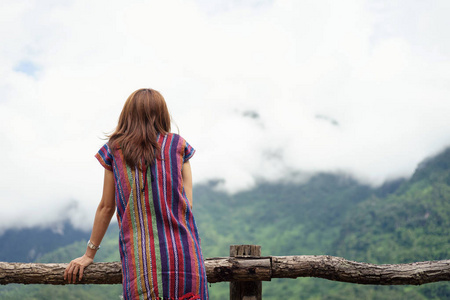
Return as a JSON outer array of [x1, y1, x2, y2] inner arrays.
[[64, 254, 94, 283]]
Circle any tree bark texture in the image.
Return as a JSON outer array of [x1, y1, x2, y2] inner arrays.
[[1, 256, 449, 285], [271, 255, 450, 285], [0, 262, 121, 285]]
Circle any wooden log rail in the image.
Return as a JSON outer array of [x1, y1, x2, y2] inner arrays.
[[1, 255, 449, 286]]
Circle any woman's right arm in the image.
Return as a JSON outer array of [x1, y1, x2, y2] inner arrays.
[[64, 169, 116, 283]]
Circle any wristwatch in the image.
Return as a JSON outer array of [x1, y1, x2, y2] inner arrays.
[[87, 240, 101, 250]]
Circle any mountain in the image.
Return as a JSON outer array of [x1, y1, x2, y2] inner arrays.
[[0, 148, 449, 299], [0, 222, 88, 263]]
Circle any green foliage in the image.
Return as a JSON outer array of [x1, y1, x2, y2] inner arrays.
[[0, 284, 123, 300], [1, 148, 449, 299], [0, 223, 88, 262], [37, 226, 120, 263], [334, 157, 450, 264]]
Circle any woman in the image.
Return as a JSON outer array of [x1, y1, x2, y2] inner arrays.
[[64, 88, 209, 300]]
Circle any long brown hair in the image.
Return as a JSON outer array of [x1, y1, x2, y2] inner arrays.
[[109, 88, 171, 169]]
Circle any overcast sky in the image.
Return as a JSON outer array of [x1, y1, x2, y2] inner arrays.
[[1, 0, 449, 233]]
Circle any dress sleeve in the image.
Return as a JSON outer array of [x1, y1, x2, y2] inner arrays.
[[95, 143, 113, 171], [183, 140, 195, 163]]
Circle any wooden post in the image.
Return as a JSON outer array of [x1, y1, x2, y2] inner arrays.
[[230, 245, 262, 300]]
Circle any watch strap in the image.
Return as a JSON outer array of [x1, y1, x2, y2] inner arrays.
[[87, 240, 100, 250]]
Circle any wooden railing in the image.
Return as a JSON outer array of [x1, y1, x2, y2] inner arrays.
[[1, 245, 449, 300]]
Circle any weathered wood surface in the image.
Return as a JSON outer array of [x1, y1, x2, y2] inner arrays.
[[1, 256, 449, 285], [0, 262, 122, 285], [230, 245, 263, 300], [271, 256, 450, 285], [207, 257, 271, 283]]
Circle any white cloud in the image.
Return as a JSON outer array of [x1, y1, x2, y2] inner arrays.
[[0, 0, 449, 232]]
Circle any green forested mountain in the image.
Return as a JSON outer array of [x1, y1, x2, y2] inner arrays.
[[1, 148, 449, 299], [0, 223, 88, 263]]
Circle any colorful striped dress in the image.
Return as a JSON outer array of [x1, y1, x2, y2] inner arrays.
[[95, 133, 209, 300]]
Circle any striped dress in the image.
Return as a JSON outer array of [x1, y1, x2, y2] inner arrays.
[[95, 133, 209, 300]]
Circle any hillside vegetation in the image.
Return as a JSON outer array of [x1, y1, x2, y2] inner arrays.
[[0, 148, 449, 299]]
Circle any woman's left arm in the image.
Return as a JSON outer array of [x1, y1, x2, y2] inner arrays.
[[182, 161, 193, 209], [64, 169, 116, 283]]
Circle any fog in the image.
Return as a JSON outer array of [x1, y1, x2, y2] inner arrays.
[[1, 0, 449, 232]]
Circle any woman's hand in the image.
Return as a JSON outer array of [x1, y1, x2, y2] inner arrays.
[[64, 254, 94, 283], [63, 170, 115, 284]]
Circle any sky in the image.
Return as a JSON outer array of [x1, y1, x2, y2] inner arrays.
[[0, 0, 449, 233]]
